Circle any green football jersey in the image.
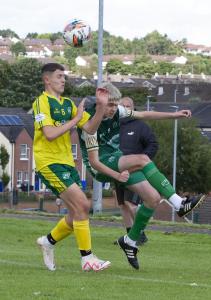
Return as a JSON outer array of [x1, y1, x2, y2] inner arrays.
[[78, 104, 121, 169]]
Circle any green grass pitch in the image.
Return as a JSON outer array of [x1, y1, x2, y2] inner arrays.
[[0, 217, 211, 300]]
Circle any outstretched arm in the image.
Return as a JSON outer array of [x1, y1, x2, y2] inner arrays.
[[132, 109, 191, 120]]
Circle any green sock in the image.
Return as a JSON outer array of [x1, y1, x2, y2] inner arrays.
[[142, 162, 175, 199], [128, 204, 154, 241]]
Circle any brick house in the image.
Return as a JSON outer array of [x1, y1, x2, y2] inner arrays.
[[0, 108, 34, 191], [0, 107, 86, 192]]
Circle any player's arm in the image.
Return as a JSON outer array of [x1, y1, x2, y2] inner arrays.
[[88, 150, 129, 183], [132, 109, 192, 120], [82, 88, 109, 134], [42, 99, 85, 141], [118, 105, 191, 121], [84, 131, 129, 183]]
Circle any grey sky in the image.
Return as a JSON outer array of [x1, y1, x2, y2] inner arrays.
[[1, 0, 211, 45]]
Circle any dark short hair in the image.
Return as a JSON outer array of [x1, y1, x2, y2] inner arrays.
[[41, 63, 65, 74]]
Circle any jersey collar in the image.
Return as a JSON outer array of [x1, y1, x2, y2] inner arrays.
[[43, 91, 64, 103]]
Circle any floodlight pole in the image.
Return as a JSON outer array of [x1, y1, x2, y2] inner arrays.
[[92, 0, 104, 214], [97, 0, 104, 85]]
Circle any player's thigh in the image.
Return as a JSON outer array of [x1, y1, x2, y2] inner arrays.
[[127, 180, 161, 207], [37, 164, 81, 196], [118, 154, 151, 172], [38, 164, 89, 211], [61, 182, 90, 211]]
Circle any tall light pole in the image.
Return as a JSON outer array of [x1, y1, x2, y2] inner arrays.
[[92, 0, 104, 214], [97, 0, 104, 86]]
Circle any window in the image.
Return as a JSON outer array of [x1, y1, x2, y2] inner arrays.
[[20, 144, 28, 160], [72, 144, 77, 160], [24, 172, 29, 183], [17, 171, 23, 186], [158, 86, 164, 95], [184, 86, 190, 96]]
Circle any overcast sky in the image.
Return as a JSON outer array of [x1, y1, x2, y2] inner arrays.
[[1, 0, 211, 45]]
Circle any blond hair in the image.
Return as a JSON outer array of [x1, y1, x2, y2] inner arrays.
[[99, 82, 122, 102]]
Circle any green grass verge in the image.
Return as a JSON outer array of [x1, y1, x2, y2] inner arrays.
[[1, 208, 211, 230], [0, 217, 211, 300]]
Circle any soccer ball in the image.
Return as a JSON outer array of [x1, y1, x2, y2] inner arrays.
[[63, 19, 91, 47]]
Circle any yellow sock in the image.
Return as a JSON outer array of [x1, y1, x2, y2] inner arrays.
[[51, 217, 73, 242], [73, 219, 91, 250]]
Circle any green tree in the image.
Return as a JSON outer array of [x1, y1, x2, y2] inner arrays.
[[64, 46, 78, 71], [50, 32, 63, 43], [1, 172, 10, 189], [0, 145, 9, 170], [0, 29, 19, 38], [149, 119, 211, 193], [10, 41, 26, 57], [37, 33, 52, 40], [0, 58, 43, 109], [144, 31, 182, 55], [120, 87, 150, 105], [25, 32, 38, 39], [0, 145, 10, 190], [105, 59, 129, 74], [0, 60, 11, 89]]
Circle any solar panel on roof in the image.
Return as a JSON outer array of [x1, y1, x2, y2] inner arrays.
[[0, 115, 24, 126]]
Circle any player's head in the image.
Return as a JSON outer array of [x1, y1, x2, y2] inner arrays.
[[41, 63, 66, 95], [120, 97, 134, 110], [99, 82, 122, 118]]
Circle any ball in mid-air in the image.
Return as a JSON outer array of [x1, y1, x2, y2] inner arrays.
[[63, 19, 91, 47]]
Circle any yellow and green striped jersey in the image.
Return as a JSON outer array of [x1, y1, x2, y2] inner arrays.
[[33, 91, 90, 171]]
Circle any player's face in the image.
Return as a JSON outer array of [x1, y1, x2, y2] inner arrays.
[[104, 102, 119, 118], [45, 70, 66, 96]]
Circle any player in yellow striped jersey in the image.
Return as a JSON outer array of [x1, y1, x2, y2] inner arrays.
[[33, 63, 113, 272]]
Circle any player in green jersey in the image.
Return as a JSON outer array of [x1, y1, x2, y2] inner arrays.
[[77, 82, 205, 270]]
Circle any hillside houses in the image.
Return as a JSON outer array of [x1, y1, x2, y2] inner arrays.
[[184, 43, 211, 56], [1, 36, 211, 65], [0, 37, 65, 59]]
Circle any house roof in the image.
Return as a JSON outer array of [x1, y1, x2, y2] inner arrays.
[[0, 107, 34, 138], [24, 39, 52, 46], [191, 102, 211, 127], [0, 125, 24, 143]]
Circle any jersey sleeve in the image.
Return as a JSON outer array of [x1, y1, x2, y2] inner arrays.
[[83, 131, 99, 152], [33, 97, 54, 129], [118, 105, 135, 119], [71, 100, 91, 128]]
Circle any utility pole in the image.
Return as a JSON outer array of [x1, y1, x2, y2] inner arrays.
[[171, 87, 178, 222], [92, 0, 104, 214]]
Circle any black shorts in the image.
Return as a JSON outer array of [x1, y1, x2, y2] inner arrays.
[[115, 183, 142, 206]]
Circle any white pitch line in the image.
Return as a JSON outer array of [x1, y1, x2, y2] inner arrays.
[[0, 258, 211, 289], [115, 274, 211, 289]]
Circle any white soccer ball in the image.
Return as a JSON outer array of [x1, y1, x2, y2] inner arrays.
[[63, 19, 91, 47]]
